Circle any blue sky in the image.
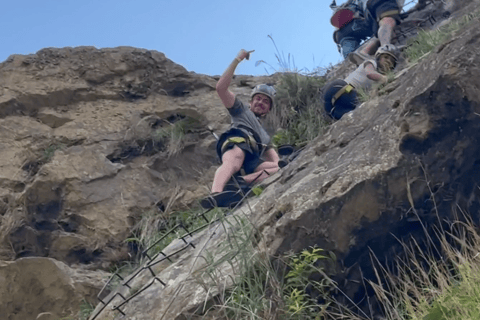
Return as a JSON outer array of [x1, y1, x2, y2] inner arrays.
[[1, 0, 414, 76]]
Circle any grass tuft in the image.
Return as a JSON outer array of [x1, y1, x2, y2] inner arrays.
[[42, 143, 65, 162], [270, 73, 330, 147], [404, 9, 480, 63], [151, 116, 200, 157], [128, 205, 225, 260]]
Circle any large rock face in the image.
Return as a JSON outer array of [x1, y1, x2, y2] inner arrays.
[[0, 46, 276, 264], [0, 257, 108, 320], [1, 0, 477, 319], [0, 46, 277, 317], [88, 0, 480, 319]]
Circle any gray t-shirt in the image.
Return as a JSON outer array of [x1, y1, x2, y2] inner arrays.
[[228, 97, 271, 147], [344, 59, 378, 91]]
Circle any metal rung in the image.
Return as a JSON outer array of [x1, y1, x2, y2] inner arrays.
[[146, 243, 191, 269], [97, 271, 130, 304], [113, 277, 167, 313], [91, 292, 128, 320], [141, 223, 183, 257], [92, 194, 250, 318]]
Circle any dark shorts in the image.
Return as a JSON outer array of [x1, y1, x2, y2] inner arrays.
[[323, 79, 358, 120], [333, 16, 374, 58], [367, 0, 400, 22], [333, 18, 373, 44], [216, 129, 264, 175]]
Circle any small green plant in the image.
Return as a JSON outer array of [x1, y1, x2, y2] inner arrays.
[[60, 300, 95, 320], [42, 143, 65, 162], [151, 117, 199, 157], [283, 247, 332, 319], [251, 186, 264, 196], [78, 300, 95, 320], [129, 206, 225, 259], [254, 35, 331, 147], [355, 86, 371, 104], [285, 247, 327, 285], [270, 73, 330, 147], [202, 227, 336, 320]]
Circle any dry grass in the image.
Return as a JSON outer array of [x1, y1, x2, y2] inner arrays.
[[367, 209, 480, 320], [0, 208, 28, 259]]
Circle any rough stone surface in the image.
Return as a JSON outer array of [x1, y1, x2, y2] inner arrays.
[[0, 46, 277, 319], [90, 1, 480, 319], [1, 0, 478, 319], [0, 257, 108, 320], [0, 46, 277, 266]]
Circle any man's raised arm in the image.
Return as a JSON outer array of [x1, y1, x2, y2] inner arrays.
[[216, 49, 254, 109]]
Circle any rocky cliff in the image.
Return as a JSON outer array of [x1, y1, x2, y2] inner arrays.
[[0, 45, 279, 319], [0, 0, 478, 319]]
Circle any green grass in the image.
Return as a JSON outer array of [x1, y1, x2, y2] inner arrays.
[[355, 86, 371, 104], [253, 35, 331, 148], [151, 116, 200, 157], [42, 143, 66, 162], [196, 213, 338, 320], [77, 300, 95, 320], [198, 215, 284, 319], [270, 72, 330, 147], [366, 212, 480, 320], [251, 186, 264, 196], [128, 206, 226, 260], [404, 10, 480, 63], [59, 300, 95, 320], [424, 277, 480, 320]]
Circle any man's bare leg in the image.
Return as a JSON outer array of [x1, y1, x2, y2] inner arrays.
[[212, 146, 245, 193], [242, 161, 279, 185], [378, 17, 397, 46], [360, 37, 381, 56], [348, 37, 380, 66]]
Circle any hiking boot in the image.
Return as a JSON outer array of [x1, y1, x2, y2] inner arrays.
[[278, 159, 289, 168], [348, 51, 373, 66], [277, 144, 295, 156], [224, 175, 250, 193], [200, 190, 245, 209]]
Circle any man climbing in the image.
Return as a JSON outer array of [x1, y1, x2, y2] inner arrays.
[[323, 43, 389, 120], [201, 49, 280, 209], [331, 0, 374, 58], [331, 0, 402, 72]]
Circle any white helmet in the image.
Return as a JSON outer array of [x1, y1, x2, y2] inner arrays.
[[375, 44, 398, 61], [250, 84, 276, 109]]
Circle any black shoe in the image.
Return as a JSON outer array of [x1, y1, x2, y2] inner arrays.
[[279, 159, 289, 168], [224, 176, 251, 194], [277, 144, 295, 156], [200, 190, 245, 209]]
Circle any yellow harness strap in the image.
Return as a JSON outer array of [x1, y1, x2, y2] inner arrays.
[[221, 136, 259, 155], [379, 9, 400, 20], [331, 84, 354, 107]]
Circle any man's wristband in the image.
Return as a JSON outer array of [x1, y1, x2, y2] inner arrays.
[[235, 57, 242, 63]]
